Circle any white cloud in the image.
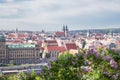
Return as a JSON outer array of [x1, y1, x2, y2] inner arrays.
[[0, 0, 120, 30], [6, 0, 14, 2], [0, 5, 18, 16], [1, 0, 120, 18]]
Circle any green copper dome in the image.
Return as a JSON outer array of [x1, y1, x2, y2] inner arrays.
[[0, 34, 6, 42]]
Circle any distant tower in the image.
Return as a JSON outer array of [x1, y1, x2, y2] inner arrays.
[[65, 25, 69, 37], [42, 29, 45, 33], [15, 28, 18, 34], [63, 25, 65, 32], [87, 30, 91, 38], [109, 30, 113, 37]]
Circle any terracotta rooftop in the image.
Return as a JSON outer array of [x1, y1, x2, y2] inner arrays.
[[44, 40, 58, 46], [7, 34, 16, 38], [55, 31, 65, 36], [65, 43, 77, 51], [47, 46, 66, 53], [96, 33, 103, 36], [18, 34, 28, 38]]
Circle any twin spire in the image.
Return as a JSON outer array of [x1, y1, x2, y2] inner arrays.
[[63, 25, 69, 37], [63, 25, 68, 32]]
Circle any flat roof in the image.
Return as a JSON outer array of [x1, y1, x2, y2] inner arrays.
[[8, 44, 35, 49]]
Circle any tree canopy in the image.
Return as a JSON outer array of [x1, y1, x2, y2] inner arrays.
[[40, 49, 120, 80], [1, 48, 120, 80]]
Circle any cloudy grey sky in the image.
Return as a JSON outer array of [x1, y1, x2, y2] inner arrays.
[[0, 0, 120, 31]]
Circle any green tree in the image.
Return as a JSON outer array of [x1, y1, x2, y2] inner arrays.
[[1, 49, 120, 80], [40, 51, 84, 80]]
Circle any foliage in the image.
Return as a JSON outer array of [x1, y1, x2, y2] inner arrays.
[[29, 70, 36, 80], [41, 48, 120, 80], [7, 60, 14, 66], [40, 51, 84, 80], [1, 48, 120, 80]]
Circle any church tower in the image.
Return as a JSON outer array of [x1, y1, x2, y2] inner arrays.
[[109, 30, 113, 37], [63, 25, 65, 32], [65, 25, 69, 37], [63, 25, 69, 37], [15, 28, 18, 34], [87, 30, 91, 38]]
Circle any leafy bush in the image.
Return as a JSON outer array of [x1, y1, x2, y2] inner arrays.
[[1, 48, 120, 80], [40, 48, 120, 80]]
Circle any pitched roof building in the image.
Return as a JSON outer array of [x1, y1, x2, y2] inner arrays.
[[65, 43, 77, 51], [43, 45, 66, 60]]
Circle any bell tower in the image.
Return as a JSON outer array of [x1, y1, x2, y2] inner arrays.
[[63, 25, 69, 37]]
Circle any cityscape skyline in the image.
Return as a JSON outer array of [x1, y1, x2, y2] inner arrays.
[[0, 0, 120, 31]]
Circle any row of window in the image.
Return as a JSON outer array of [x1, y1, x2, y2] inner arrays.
[[0, 51, 5, 54], [12, 59, 37, 64], [0, 60, 5, 63], [9, 54, 35, 58], [9, 50, 35, 53], [49, 51, 60, 53], [0, 55, 5, 58], [51, 53, 59, 57]]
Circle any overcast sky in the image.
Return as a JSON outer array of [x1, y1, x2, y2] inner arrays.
[[0, 0, 120, 31]]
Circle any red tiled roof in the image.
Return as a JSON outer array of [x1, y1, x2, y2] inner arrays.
[[55, 31, 65, 35], [18, 34, 28, 38], [65, 43, 77, 51], [95, 33, 103, 36], [47, 46, 66, 53], [44, 40, 58, 46], [7, 34, 16, 38]]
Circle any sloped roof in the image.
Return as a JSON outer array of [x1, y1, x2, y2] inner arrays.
[[55, 31, 65, 35], [47, 46, 66, 52], [65, 43, 77, 51]]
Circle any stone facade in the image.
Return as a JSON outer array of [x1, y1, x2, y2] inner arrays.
[[7, 44, 40, 64], [0, 34, 40, 64]]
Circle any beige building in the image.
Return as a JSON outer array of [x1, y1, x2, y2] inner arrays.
[[0, 34, 40, 65], [7, 44, 40, 64]]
